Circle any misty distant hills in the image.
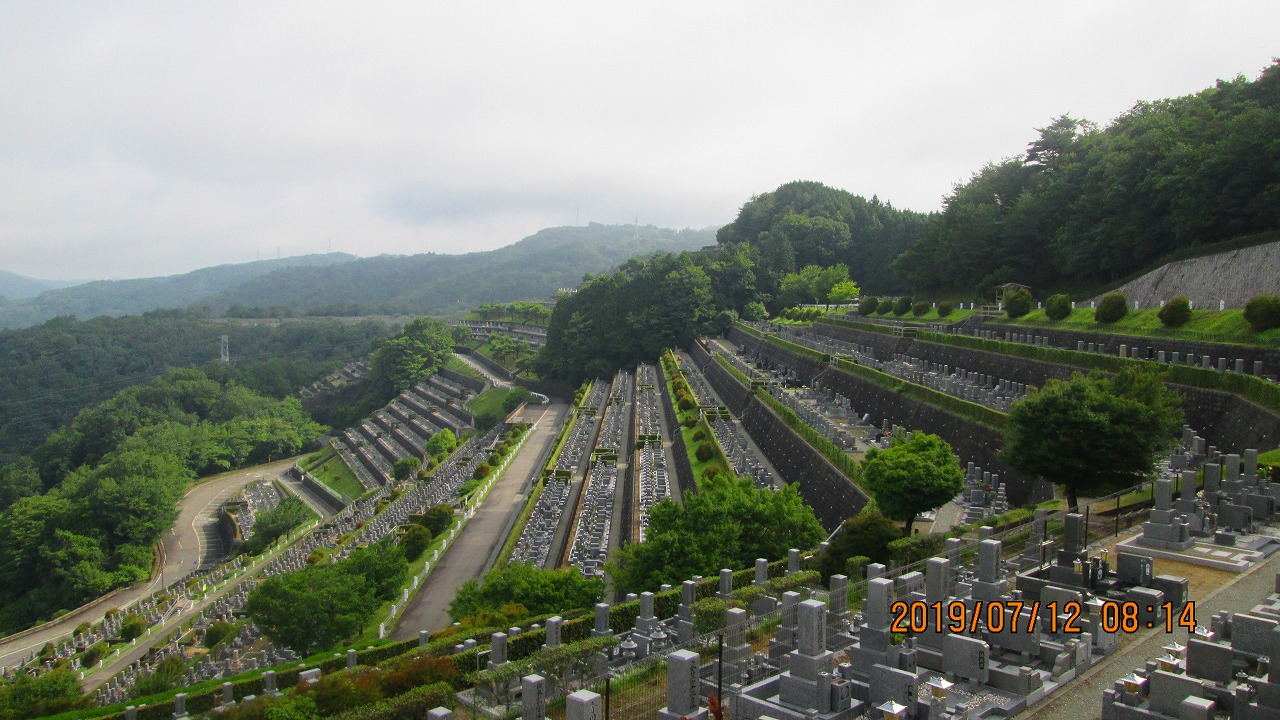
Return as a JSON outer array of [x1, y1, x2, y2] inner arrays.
[[0, 224, 714, 328], [0, 254, 357, 329], [0, 270, 84, 301]]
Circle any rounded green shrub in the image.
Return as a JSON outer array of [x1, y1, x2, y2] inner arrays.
[[203, 620, 236, 648], [1004, 288, 1032, 319], [695, 442, 716, 463], [936, 301, 953, 317], [1244, 295, 1280, 332], [911, 301, 929, 317], [1158, 296, 1192, 327], [1095, 292, 1129, 323], [859, 297, 879, 315], [877, 300, 895, 315], [1044, 293, 1071, 321], [892, 297, 912, 315]]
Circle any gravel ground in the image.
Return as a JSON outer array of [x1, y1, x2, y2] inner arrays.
[[1015, 545, 1280, 719]]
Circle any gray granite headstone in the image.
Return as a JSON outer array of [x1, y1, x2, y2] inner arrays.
[[567, 690, 602, 720], [521, 675, 547, 720]]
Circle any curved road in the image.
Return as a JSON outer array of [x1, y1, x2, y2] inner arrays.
[[0, 458, 298, 670]]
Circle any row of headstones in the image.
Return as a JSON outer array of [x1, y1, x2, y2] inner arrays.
[[93, 450, 423, 691], [566, 460, 616, 578], [555, 379, 607, 471], [1100, 572, 1280, 719], [708, 417, 775, 487], [591, 370, 632, 454], [509, 476, 571, 566], [635, 442, 670, 543], [344, 428, 499, 552], [341, 426, 395, 487], [234, 479, 284, 542], [961, 462, 1010, 525], [634, 365, 664, 438], [764, 383, 860, 451], [330, 438, 383, 491], [7, 594, 170, 678], [372, 408, 430, 460]]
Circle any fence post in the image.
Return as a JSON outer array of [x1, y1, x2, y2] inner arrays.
[[717, 632, 724, 701], [1115, 494, 1120, 537]]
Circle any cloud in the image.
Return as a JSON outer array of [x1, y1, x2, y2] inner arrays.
[[0, 1, 1277, 279]]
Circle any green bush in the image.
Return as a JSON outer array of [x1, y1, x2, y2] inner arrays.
[[119, 614, 148, 641], [1044, 293, 1072, 321], [887, 533, 946, 566], [695, 442, 716, 463], [1158, 296, 1192, 327], [400, 524, 433, 561], [1095, 292, 1129, 323], [859, 297, 879, 315], [81, 642, 107, 667], [1004, 288, 1032, 319], [691, 428, 707, 442], [911, 301, 929, 317], [1244, 295, 1280, 332], [936, 301, 953, 318], [203, 620, 236, 648], [892, 297, 912, 315], [472, 462, 491, 480]]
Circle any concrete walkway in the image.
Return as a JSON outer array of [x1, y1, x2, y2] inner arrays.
[[391, 402, 568, 638], [1016, 548, 1280, 719]]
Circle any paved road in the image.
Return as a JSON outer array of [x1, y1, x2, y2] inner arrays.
[[1016, 549, 1280, 720], [0, 459, 297, 670], [392, 402, 567, 638]]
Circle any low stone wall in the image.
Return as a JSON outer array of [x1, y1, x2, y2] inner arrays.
[[810, 320, 1280, 462], [298, 468, 349, 513], [656, 359, 697, 498], [729, 327, 1053, 507], [439, 367, 487, 393]]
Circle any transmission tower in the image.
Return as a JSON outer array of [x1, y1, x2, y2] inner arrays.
[[220, 335, 229, 363]]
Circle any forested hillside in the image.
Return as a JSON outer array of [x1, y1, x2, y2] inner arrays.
[[715, 180, 930, 295], [204, 224, 714, 317], [0, 310, 393, 461], [0, 368, 323, 631], [894, 60, 1280, 297], [0, 254, 356, 329]]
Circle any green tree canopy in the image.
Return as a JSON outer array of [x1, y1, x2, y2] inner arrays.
[[244, 563, 376, 655], [371, 317, 454, 392], [448, 561, 603, 622], [1002, 366, 1184, 511], [861, 432, 964, 536], [611, 474, 825, 593]]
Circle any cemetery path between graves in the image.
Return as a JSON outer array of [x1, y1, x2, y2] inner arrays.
[[0, 459, 297, 672], [392, 402, 569, 639], [453, 352, 512, 388], [1015, 547, 1280, 720]]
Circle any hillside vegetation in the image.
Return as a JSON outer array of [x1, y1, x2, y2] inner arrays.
[[0, 368, 323, 631], [893, 61, 1280, 297], [0, 310, 392, 461]]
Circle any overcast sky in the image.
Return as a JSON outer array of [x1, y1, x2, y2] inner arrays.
[[1, 2, 1276, 281]]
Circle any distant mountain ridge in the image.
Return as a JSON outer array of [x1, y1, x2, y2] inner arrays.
[[0, 253, 358, 329], [0, 270, 84, 301], [0, 225, 714, 328]]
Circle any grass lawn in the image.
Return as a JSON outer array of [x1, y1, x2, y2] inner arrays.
[[467, 387, 516, 418], [310, 451, 365, 502], [1002, 307, 1280, 347], [861, 307, 977, 324], [443, 354, 485, 381]]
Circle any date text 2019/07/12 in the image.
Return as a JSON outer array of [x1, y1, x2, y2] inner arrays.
[[889, 600, 1197, 635]]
